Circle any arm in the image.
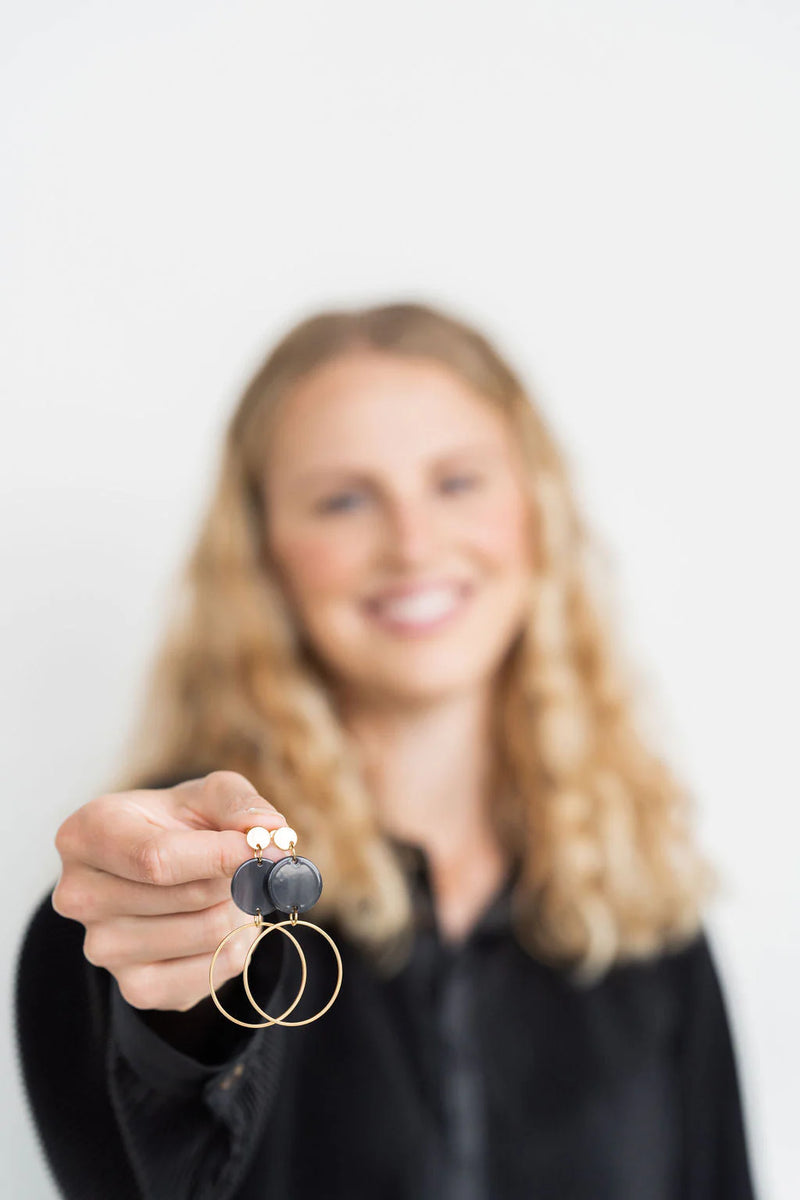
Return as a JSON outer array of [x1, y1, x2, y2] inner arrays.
[[16, 890, 292, 1200], [674, 930, 760, 1200]]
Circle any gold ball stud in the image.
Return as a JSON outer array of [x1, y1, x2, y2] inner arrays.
[[272, 825, 298, 852], [246, 826, 272, 851]]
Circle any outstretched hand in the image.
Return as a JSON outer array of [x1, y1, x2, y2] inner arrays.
[[52, 771, 286, 1012]]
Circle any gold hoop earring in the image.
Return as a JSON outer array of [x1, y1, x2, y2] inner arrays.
[[208, 913, 307, 1030], [242, 913, 343, 1027], [209, 822, 343, 1028]]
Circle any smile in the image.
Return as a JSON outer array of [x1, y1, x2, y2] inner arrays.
[[363, 583, 472, 635]]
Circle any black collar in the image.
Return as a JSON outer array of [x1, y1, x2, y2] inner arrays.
[[387, 836, 520, 946]]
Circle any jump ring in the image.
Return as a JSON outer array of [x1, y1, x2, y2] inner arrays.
[[242, 919, 343, 1027], [209, 920, 307, 1029]]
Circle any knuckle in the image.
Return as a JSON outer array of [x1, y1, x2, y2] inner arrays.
[[219, 938, 244, 980], [181, 879, 216, 911], [133, 838, 170, 886], [55, 793, 117, 861], [50, 879, 68, 917], [206, 902, 235, 946], [82, 926, 110, 968], [204, 770, 255, 803], [93, 792, 118, 809], [52, 877, 93, 921], [211, 838, 234, 880], [54, 815, 79, 861], [117, 966, 160, 1011]]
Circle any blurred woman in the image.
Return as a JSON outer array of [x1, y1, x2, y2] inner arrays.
[[16, 301, 757, 1199]]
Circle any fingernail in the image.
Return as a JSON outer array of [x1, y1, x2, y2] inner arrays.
[[245, 806, 285, 822]]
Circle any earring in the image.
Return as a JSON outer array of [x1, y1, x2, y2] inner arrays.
[[209, 823, 343, 1028]]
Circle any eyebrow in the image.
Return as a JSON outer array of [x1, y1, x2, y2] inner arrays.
[[288, 443, 506, 490]]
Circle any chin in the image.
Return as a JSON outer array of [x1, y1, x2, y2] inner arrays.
[[347, 649, 506, 706], [316, 619, 524, 705]]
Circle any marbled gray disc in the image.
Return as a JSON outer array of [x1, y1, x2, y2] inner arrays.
[[230, 858, 274, 915], [266, 855, 323, 914]]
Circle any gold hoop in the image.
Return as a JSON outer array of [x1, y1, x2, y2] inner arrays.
[[209, 919, 307, 1029], [242, 919, 343, 1027]]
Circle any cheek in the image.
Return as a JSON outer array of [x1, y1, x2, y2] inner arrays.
[[464, 493, 533, 572], [271, 526, 369, 602]]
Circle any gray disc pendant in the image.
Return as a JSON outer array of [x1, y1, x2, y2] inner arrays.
[[266, 855, 323, 914], [231, 858, 274, 915]]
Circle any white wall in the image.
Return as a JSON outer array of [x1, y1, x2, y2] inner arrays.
[[2, 1, 797, 1195]]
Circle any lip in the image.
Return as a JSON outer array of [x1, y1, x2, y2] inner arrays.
[[362, 580, 474, 636]]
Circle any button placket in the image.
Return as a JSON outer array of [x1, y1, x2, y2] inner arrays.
[[218, 1061, 246, 1092]]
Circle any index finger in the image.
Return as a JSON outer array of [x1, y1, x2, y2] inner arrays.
[[169, 771, 286, 832], [110, 821, 286, 886], [60, 771, 289, 885]]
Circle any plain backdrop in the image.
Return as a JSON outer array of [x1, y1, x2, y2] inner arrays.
[[2, 1, 798, 1196]]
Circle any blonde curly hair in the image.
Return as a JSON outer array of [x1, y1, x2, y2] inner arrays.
[[111, 300, 714, 981]]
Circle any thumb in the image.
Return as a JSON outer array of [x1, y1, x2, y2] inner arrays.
[[170, 771, 287, 837]]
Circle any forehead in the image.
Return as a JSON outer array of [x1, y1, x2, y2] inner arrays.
[[267, 351, 510, 471]]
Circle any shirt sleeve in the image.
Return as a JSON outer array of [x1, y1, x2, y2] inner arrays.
[[675, 930, 760, 1199], [16, 890, 294, 1200], [107, 932, 297, 1200]]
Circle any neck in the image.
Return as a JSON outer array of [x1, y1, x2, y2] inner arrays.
[[342, 687, 494, 855], [340, 686, 511, 945]]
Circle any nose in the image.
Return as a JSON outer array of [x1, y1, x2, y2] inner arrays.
[[382, 495, 442, 568]]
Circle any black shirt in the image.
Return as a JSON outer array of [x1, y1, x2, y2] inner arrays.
[[15, 840, 758, 1199]]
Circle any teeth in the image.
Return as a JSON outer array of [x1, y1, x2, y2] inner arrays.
[[376, 587, 461, 624]]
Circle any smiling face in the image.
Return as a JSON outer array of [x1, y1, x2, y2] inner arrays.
[[263, 350, 535, 707]]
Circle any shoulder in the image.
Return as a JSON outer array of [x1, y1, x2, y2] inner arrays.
[[653, 927, 728, 1010], [603, 926, 719, 994], [568, 928, 723, 1053], [599, 926, 742, 1071]]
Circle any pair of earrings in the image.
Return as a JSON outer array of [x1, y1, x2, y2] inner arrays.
[[209, 824, 342, 1028]]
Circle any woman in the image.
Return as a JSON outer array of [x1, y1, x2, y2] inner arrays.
[[16, 301, 757, 1199]]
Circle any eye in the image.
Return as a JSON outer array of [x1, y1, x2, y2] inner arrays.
[[315, 489, 367, 514], [439, 473, 482, 494]]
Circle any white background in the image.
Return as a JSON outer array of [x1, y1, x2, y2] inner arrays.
[[2, 1, 798, 1196]]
